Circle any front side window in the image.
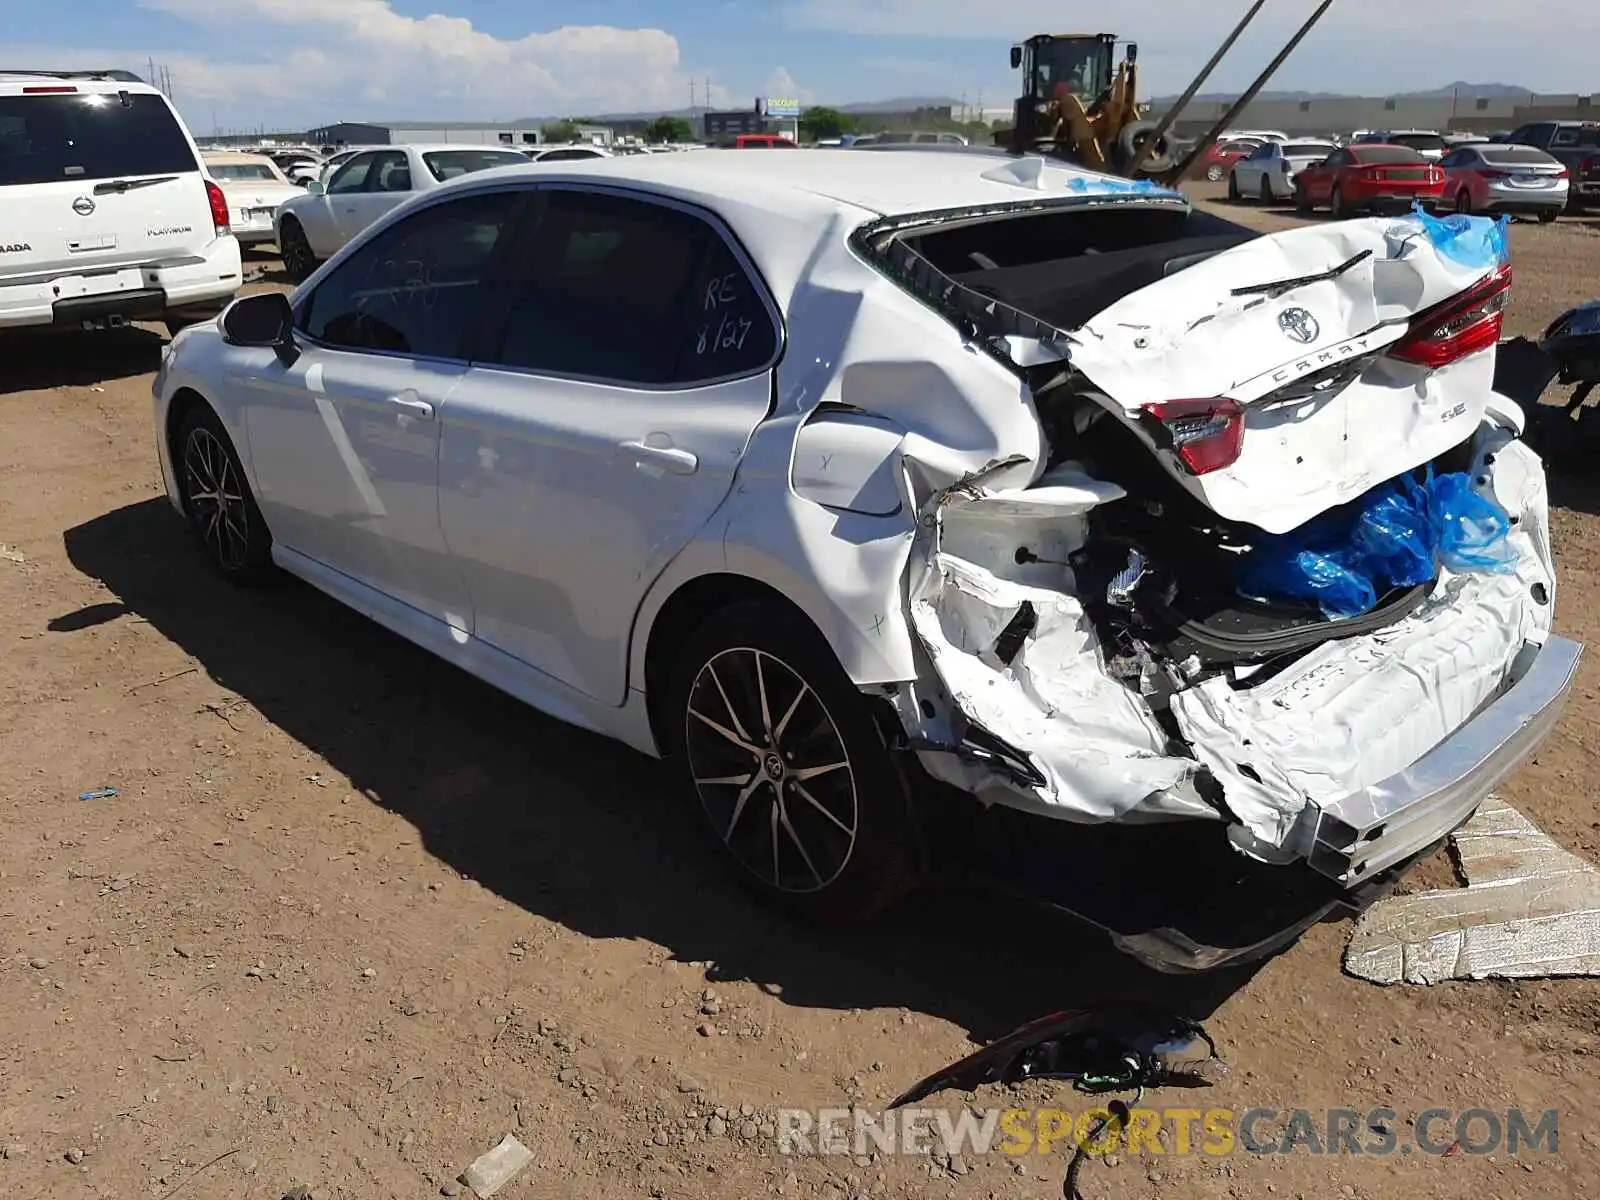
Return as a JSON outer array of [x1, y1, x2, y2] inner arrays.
[[299, 189, 519, 359], [0, 92, 197, 186], [327, 153, 376, 194], [486, 189, 777, 386]]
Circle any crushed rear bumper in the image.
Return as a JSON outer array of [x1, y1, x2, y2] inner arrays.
[[1301, 634, 1582, 886]]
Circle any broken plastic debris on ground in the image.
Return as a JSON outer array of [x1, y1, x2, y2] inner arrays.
[[1345, 794, 1600, 984]]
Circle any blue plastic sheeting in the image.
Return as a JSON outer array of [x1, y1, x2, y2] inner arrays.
[[1402, 204, 1511, 271], [1066, 176, 1176, 197], [1238, 470, 1516, 619]]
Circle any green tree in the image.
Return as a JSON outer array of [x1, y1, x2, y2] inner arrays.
[[799, 106, 854, 141], [645, 115, 694, 143], [541, 120, 577, 143]]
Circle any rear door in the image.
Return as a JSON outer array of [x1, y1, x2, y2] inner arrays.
[[0, 88, 213, 285], [438, 185, 781, 704]]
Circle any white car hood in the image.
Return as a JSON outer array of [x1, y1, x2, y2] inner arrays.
[[1064, 214, 1505, 534]]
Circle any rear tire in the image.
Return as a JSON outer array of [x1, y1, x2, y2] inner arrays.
[[1330, 185, 1351, 220], [1260, 175, 1275, 205], [1294, 182, 1312, 215], [1538, 210, 1558, 224], [1455, 188, 1473, 215], [278, 218, 318, 284], [666, 601, 919, 924], [175, 404, 275, 584], [1205, 164, 1224, 182], [1227, 172, 1241, 201]]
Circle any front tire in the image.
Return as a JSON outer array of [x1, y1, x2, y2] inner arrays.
[[1294, 182, 1312, 214], [1227, 172, 1241, 201], [668, 601, 918, 923], [1455, 188, 1473, 215], [1205, 164, 1224, 182], [278, 218, 318, 284], [1260, 175, 1275, 205], [1538, 209, 1558, 224], [175, 405, 274, 584]]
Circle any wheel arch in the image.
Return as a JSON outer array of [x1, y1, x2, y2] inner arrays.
[[640, 573, 823, 756], [164, 386, 213, 510]]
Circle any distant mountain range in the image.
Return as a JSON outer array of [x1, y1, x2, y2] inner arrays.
[[1150, 81, 1535, 104]]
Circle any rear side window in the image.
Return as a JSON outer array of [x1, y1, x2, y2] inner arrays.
[[0, 92, 196, 186], [1552, 126, 1600, 148], [423, 149, 526, 181], [300, 190, 519, 359], [485, 189, 778, 386]]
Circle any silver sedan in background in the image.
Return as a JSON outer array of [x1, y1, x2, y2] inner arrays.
[[1439, 143, 1569, 222], [1228, 139, 1338, 201]]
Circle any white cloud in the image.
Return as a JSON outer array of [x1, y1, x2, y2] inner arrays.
[[762, 67, 815, 107], [5, 1, 723, 130], [787, 0, 1598, 93]]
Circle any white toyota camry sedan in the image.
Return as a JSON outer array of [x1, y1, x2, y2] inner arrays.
[[152, 150, 1579, 965], [272, 142, 528, 282]]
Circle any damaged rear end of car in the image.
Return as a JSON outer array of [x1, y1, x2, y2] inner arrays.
[[848, 176, 1580, 933]]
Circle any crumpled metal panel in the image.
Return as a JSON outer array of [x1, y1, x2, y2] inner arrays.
[[1344, 794, 1600, 984]]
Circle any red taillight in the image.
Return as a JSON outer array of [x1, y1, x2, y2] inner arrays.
[[204, 178, 229, 236], [1555, 168, 1571, 180], [1144, 398, 1245, 475], [1387, 264, 1512, 369], [1479, 169, 1509, 180], [22, 85, 77, 93]]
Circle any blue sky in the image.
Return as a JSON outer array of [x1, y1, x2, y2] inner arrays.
[[5, 0, 1592, 133]]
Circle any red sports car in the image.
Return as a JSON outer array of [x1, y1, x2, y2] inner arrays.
[[1190, 138, 1261, 183], [1293, 144, 1446, 218]]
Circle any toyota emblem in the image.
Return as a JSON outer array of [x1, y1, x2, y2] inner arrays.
[[1277, 307, 1319, 345], [71, 195, 96, 217]]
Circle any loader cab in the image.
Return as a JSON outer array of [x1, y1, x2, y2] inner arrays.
[[1009, 33, 1120, 148]]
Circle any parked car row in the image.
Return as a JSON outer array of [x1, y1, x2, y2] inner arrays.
[[1226, 139, 1578, 222]]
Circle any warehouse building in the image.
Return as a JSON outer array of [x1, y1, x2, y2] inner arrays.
[[1147, 92, 1599, 138], [306, 120, 544, 148]]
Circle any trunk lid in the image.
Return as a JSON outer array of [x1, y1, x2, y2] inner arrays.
[[1062, 215, 1508, 535], [0, 89, 213, 283]]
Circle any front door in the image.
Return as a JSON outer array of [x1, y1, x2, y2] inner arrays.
[[237, 187, 525, 628], [438, 186, 781, 704]]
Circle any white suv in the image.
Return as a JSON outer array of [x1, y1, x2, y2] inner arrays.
[[0, 69, 241, 336]]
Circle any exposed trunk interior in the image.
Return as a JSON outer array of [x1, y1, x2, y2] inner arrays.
[[1025, 386, 1478, 676], [901, 205, 1260, 332]]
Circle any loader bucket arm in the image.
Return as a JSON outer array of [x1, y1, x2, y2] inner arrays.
[[1124, 0, 1268, 176], [1158, 0, 1336, 187]]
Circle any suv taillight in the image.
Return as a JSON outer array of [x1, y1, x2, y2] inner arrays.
[[1387, 264, 1512, 369], [205, 179, 230, 236], [1143, 398, 1245, 475]]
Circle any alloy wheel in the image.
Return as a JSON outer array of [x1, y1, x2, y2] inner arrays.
[[182, 426, 250, 571], [683, 647, 859, 895], [281, 222, 313, 281]]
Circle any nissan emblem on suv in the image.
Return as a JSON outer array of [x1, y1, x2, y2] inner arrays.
[[71, 196, 96, 217]]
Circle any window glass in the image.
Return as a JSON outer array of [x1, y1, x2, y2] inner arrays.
[[0, 93, 197, 186], [370, 150, 412, 193], [327, 153, 375, 194], [208, 162, 281, 182], [538, 148, 601, 162], [422, 149, 526, 182], [487, 189, 776, 386], [300, 190, 517, 358]]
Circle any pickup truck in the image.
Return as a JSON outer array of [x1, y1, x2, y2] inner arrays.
[[1504, 121, 1600, 209]]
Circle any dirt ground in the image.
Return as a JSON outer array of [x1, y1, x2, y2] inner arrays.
[[3, 191, 1600, 1200]]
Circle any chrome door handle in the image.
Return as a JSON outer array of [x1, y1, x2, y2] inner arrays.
[[618, 439, 697, 475], [386, 395, 435, 420]]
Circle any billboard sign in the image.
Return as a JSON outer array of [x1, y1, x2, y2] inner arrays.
[[766, 97, 801, 118]]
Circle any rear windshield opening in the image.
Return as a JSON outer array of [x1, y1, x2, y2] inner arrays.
[[1481, 146, 1560, 167], [1284, 143, 1335, 158], [208, 162, 281, 182], [422, 149, 527, 181], [0, 92, 197, 186], [902, 205, 1260, 332], [1351, 146, 1427, 164], [1390, 133, 1445, 152]]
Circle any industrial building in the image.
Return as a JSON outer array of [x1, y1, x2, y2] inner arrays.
[[305, 120, 544, 148], [1148, 92, 1599, 138]]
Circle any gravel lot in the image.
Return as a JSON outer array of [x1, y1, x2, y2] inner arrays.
[[3, 195, 1599, 1200]]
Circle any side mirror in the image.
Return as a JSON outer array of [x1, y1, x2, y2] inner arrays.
[[221, 292, 297, 363], [306, 180, 326, 196], [1009, 46, 1022, 70], [1127, 41, 1139, 62]]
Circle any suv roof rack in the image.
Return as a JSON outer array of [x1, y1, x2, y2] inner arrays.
[[0, 69, 145, 83]]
